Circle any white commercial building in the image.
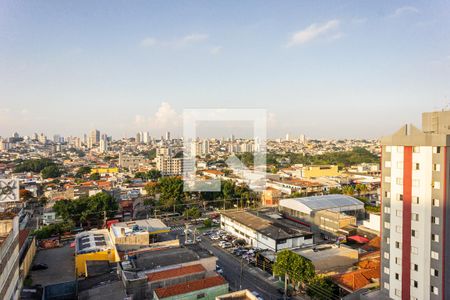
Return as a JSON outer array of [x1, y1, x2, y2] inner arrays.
[[220, 210, 313, 252]]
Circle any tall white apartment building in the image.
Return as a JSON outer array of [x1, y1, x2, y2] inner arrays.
[[381, 111, 450, 300], [0, 215, 20, 300]]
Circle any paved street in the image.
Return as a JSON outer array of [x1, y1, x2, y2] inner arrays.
[[199, 236, 306, 300]]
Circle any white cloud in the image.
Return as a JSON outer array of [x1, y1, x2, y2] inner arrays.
[[210, 46, 222, 55], [390, 6, 419, 18], [140, 37, 158, 47], [134, 102, 182, 133], [286, 19, 341, 47], [140, 33, 209, 48], [179, 33, 208, 45]]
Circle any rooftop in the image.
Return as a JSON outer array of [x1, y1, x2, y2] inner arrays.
[[221, 210, 312, 240], [75, 229, 114, 255], [279, 194, 364, 214], [154, 275, 227, 298], [147, 264, 205, 282], [131, 246, 213, 271], [111, 218, 169, 238]]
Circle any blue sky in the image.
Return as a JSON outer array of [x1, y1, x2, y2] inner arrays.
[[0, 1, 449, 139]]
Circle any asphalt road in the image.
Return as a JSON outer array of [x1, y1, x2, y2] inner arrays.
[[199, 237, 293, 300]]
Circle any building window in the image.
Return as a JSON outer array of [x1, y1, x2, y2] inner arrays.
[[412, 280, 418, 288], [384, 252, 390, 259], [431, 286, 439, 295], [395, 289, 401, 297], [385, 222, 390, 229], [384, 267, 390, 274], [434, 164, 441, 171], [433, 146, 441, 154], [412, 264, 418, 271], [413, 146, 420, 153], [433, 181, 441, 190], [384, 191, 391, 198], [414, 163, 420, 170], [385, 161, 391, 168], [412, 213, 419, 221], [385, 176, 391, 183], [431, 268, 439, 277], [432, 199, 440, 207], [431, 216, 440, 225], [395, 225, 402, 233], [398, 194, 403, 201], [396, 210, 402, 217], [395, 257, 401, 265], [396, 177, 403, 185], [386, 237, 390, 244], [395, 241, 401, 249], [384, 282, 390, 290], [384, 206, 391, 214], [411, 246, 418, 255], [413, 196, 419, 204], [432, 234, 439, 242], [431, 251, 439, 260], [411, 229, 417, 237], [395, 273, 400, 280]]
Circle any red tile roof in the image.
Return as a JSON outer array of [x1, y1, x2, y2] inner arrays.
[[154, 275, 227, 298], [147, 264, 205, 282], [333, 266, 380, 292]]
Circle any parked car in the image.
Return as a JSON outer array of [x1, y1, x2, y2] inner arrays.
[[31, 263, 48, 271], [196, 236, 202, 242], [219, 241, 232, 248], [210, 235, 220, 240], [251, 291, 264, 300]]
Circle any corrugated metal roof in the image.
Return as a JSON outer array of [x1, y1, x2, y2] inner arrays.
[[280, 194, 364, 212]]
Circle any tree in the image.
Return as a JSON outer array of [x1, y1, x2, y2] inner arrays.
[[147, 169, 161, 181], [14, 158, 56, 173], [75, 166, 91, 178], [89, 172, 101, 181], [144, 182, 160, 197], [328, 187, 342, 194], [342, 185, 355, 196], [159, 177, 184, 212], [203, 219, 212, 228], [41, 165, 62, 179], [183, 207, 201, 219], [355, 183, 368, 196], [53, 192, 118, 227], [273, 250, 315, 291], [306, 275, 339, 300]]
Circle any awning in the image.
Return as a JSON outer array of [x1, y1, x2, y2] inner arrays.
[[348, 235, 369, 243]]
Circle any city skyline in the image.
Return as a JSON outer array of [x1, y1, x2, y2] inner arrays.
[[1, 1, 449, 138]]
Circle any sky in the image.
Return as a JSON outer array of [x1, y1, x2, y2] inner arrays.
[[1, 1, 450, 139]]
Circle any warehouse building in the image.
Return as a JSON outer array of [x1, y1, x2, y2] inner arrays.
[[279, 195, 365, 239], [220, 210, 313, 252]]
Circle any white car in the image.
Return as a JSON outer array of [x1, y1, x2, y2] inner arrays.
[[210, 235, 220, 240], [196, 236, 202, 242]]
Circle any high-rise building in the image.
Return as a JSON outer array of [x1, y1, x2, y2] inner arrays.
[[136, 132, 142, 144], [380, 110, 450, 300], [165, 131, 171, 141], [0, 215, 20, 300], [90, 129, 100, 145], [99, 134, 108, 153], [142, 132, 150, 144]]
